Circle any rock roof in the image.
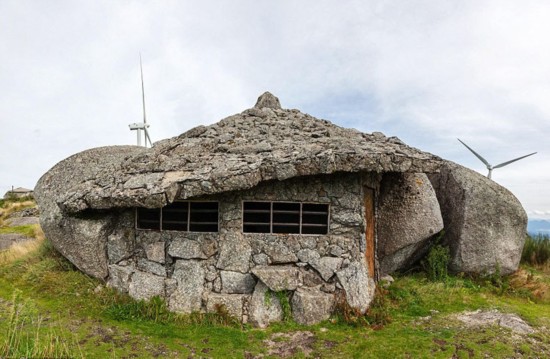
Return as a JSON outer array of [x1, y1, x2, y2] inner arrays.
[[42, 92, 442, 213]]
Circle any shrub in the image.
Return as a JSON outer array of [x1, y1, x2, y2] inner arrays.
[[522, 234, 550, 266], [422, 244, 450, 281]]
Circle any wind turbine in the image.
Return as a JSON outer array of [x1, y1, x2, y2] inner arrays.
[[128, 55, 153, 147], [458, 138, 536, 179]]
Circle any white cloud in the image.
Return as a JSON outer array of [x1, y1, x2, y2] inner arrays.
[[0, 0, 548, 218]]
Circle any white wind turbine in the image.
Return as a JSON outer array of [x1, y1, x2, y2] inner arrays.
[[129, 55, 153, 147], [458, 138, 536, 179]]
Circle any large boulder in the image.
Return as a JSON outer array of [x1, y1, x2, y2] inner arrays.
[[34, 146, 147, 279], [168, 260, 205, 313], [428, 161, 528, 275], [248, 281, 284, 328], [377, 173, 444, 275], [336, 261, 375, 314]]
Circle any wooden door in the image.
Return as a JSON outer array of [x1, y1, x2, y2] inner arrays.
[[364, 187, 375, 278]]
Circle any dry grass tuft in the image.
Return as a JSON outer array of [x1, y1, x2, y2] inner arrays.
[[509, 268, 550, 301], [0, 200, 36, 228], [0, 237, 43, 265]]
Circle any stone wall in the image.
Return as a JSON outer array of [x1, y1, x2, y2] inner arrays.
[[107, 173, 378, 326]]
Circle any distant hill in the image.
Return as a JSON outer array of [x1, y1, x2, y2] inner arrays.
[[528, 219, 550, 235]]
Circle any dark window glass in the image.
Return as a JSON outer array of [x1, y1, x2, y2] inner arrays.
[[243, 202, 271, 233], [302, 203, 329, 235], [136, 201, 218, 232], [162, 202, 188, 231], [272, 202, 300, 234], [189, 202, 219, 232], [137, 208, 161, 230]]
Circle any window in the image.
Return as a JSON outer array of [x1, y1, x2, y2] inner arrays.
[[136, 201, 218, 232], [243, 201, 329, 235]]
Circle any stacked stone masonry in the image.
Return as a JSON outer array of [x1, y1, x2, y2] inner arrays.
[[108, 173, 377, 326]]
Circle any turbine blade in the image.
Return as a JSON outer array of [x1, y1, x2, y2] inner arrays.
[[144, 128, 153, 147], [140, 54, 147, 124], [493, 152, 537, 169], [458, 138, 491, 167]]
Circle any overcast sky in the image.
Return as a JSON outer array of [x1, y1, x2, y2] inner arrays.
[[1, 0, 548, 219]]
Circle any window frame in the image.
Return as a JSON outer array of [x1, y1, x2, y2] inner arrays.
[[242, 200, 330, 235], [135, 200, 219, 233]]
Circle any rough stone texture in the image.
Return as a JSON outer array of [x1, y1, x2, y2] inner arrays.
[[6, 207, 39, 218], [252, 266, 303, 291], [336, 261, 375, 314], [220, 271, 256, 294], [145, 241, 165, 264], [263, 241, 298, 263], [169, 260, 205, 313], [137, 258, 166, 277], [216, 233, 251, 273], [297, 249, 320, 264], [107, 264, 134, 293], [41, 94, 441, 214], [206, 293, 248, 320], [248, 282, 283, 328], [34, 145, 147, 279], [5, 217, 40, 226], [455, 310, 535, 334], [107, 216, 135, 264], [291, 287, 334, 325], [169, 238, 206, 259], [302, 268, 324, 287], [377, 173, 444, 275], [128, 270, 165, 301], [428, 161, 528, 275], [311, 257, 343, 281], [254, 91, 282, 110]]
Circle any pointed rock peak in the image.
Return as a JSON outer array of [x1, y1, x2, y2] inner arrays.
[[254, 92, 282, 109]]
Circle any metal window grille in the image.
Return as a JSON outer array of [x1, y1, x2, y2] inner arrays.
[[136, 201, 218, 232], [242, 201, 329, 235]]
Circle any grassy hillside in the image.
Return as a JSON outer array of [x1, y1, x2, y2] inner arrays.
[[1, 200, 549, 358]]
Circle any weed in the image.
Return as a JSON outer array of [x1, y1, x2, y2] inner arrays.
[[274, 290, 292, 322], [422, 244, 450, 282], [105, 295, 172, 323], [264, 288, 273, 306], [333, 287, 391, 328], [263, 289, 292, 321], [365, 287, 392, 326], [483, 262, 511, 295]]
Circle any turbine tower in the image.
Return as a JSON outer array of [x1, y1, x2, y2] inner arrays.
[[129, 55, 153, 147], [458, 138, 536, 179]]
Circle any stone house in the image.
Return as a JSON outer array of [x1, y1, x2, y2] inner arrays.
[[4, 187, 34, 199], [35, 92, 528, 326]]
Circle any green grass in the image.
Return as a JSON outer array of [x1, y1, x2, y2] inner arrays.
[[0, 224, 37, 237], [0, 238, 549, 357]]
